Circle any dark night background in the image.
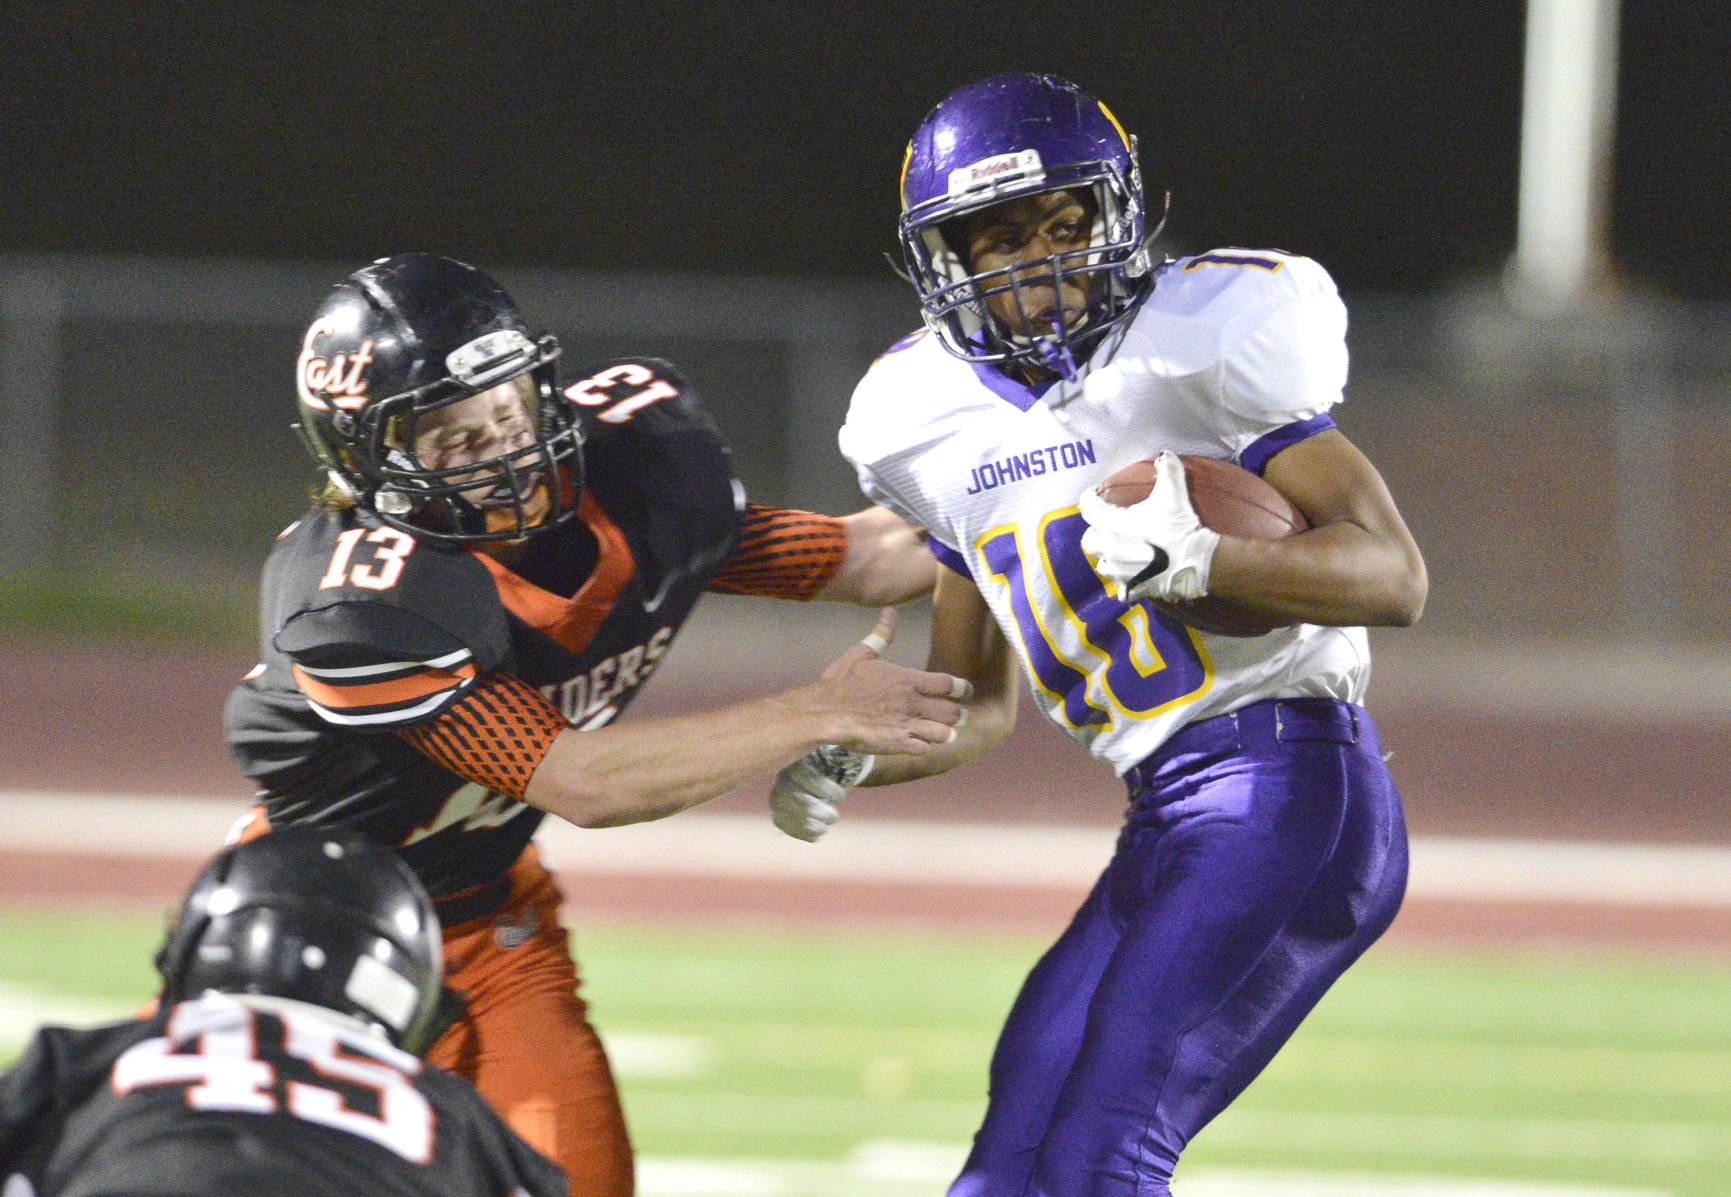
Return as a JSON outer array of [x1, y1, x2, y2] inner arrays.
[[3, 1, 1727, 299]]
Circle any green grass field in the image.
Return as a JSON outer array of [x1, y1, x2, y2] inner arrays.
[[3, 909, 1728, 1195]]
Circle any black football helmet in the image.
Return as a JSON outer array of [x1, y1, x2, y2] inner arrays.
[[293, 253, 584, 544], [155, 827, 451, 1053]]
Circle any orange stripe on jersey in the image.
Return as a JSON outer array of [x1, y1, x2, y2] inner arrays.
[[476, 491, 636, 659], [397, 673, 569, 801], [291, 661, 478, 711], [707, 504, 845, 601]]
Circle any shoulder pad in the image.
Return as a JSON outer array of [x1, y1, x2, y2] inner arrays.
[[271, 514, 509, 666], [570, 357, 742, 591], [276, 598, 469, 668], [1157, 249, 1336, 312], [561, 356, 714, 439], [1202, 254, 1348, 421], [276, 602, 484, 729], [266, 513, 510, 729], [871, 327, 932, 364]]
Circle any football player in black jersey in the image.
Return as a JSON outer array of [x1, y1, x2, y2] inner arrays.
[[0, 827, 567, 1197], [222, 253, 969, 1195]]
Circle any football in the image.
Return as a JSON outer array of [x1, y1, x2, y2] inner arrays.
[[1092, 455, 1308, 637]]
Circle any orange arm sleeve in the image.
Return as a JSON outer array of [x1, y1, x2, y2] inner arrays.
[[396, 673, 568, 801], [707, 503, 847, 600]]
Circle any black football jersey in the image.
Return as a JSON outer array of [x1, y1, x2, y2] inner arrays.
[[0, 995, 566, 1197], [223, 359, 743, 902]]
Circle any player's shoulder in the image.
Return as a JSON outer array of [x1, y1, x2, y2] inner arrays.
[[1142, 252, 1350, 421], [843, 329, 954, 472], [272, 509, 498, 633], [274, 506, 486, 578], [0, 1015, 164, 1173], [858, 326, 949, 390], [0, 1016, 159, 1107], [267, 508, 506, 677], [565, 353, 737, 490], [15, 1018, 155, 1074], [850, 326, 973, 428], [1147, 249, 1340, 319], [870, 326, 940, 367], [567, 354, 743, 554], [562, 355, 721, 443]]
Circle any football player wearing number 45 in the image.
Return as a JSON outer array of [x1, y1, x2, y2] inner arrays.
[[222, 252, 969, 1197], [0, 828, 566, 1197], [771, 74, 1427, 1195]]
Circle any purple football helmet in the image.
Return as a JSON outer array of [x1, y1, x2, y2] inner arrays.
[[897, 73, 1165, 379]]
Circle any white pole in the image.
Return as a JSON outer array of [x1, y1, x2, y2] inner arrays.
[[1508, 0, 1621, 313], [1508, 0, 1679, 635]]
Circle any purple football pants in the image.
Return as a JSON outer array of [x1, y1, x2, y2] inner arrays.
[[949, 697, 1408, 1197]]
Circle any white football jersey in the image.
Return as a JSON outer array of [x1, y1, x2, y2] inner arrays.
[[841, 250, 1372, 775]]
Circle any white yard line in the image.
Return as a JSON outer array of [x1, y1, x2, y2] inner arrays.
[[0, 973, 1692, 1197], [1205, 1107, 1731, 1168], [0, 984, 137, 1054], [636, 1139, 1673, 1197], [4, 790, 1731, 908]]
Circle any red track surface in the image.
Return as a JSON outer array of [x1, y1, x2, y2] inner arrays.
[[5, 631, 1728, 951]]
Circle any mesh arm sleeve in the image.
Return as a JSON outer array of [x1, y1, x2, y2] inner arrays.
[[706, 503, 847, 600], [396, 673, 569, 801]]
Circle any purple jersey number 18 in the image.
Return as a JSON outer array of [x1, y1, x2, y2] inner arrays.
[[980, 509, 1212, 731]]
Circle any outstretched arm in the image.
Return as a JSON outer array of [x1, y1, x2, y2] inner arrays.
[[705, 503, 938, 607], [526, 608, 967, 827], [767, 569, 1018, 841], [398, 609, 970, 831], [815, 506, 940, 606]]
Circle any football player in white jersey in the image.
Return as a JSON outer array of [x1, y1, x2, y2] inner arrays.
[[770, 73, 1427, 1196]]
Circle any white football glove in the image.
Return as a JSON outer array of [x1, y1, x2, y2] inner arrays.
[[1077, 451, 1221, 604], [769, 745, 875, 843]]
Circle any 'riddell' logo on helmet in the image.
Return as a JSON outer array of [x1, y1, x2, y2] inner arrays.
[[297, 318, 375, 412], [946, 149, 1044, 199]]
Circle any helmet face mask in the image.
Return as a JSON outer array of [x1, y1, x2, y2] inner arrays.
[[155, 828, 452, 1053], [294, 254, 585, 544], [897, 73, 1165, 380], [356, 345, 577, 540]]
